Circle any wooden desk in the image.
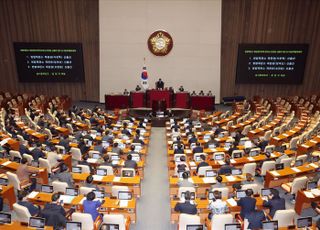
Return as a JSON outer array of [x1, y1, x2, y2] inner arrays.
[[229, 113, 262, 132], [297, 135, 320, 155], [0, 222, 53, 230], [295, 188, 320, 215], [0, 134, 20, 151], [0, 185, 16, 209]]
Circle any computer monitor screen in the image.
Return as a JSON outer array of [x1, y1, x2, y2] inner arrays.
[[186, 225, 203, 230], [0, 212, 11, 224], [231, 168, 242, 175], [132, 155, 140, 162], [99, 224, 120, 230], [225, 223, 241, 230], [29, 217, 45, 229], [41, 185, 53, 193], [297, 217, 312, 228], [92, 153, 100, 159], [236, 190, 246, 199], [214, 154, 224, 161], [66, 221, 82, 230], [205, 170, 217, 177], [0, 178, 8, 185], [262, 221, 278, 230], [72, 167, 82, 173], [122, 170, 134, 177], [65, 188, 78, 196], [93, 190, 105, 199], [313, 156, 319, 162], [111, 155, 119, 160], [208, 144, 216, 149], [178, 171, 190, 178], [295, 159, 303, 167], [275, 163, 284, 170], [261, 188, 271, 197], [195, 156, 201, 162], [118, 191, 132, 200], [233, 152, 242, 159], [96, 169, 108, 176], [208, 191, 215, 200], [266, 147, 274, 153], [181, 192, 196, 200], [307, 181, 318, 190], [250, 150, 259, 157], [102, 141, 109, 148]]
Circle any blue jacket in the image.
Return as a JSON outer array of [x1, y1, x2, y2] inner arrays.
[[174, 201, 197, 215], [245, 210, 266, 229], [263, 197, 286, 217], [83, 199, 102, 221], [237, 196, 256, 219]]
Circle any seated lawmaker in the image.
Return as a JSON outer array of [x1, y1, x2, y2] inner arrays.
[[208, 190, 228, 219], [124, 154, 137, 169], [41, 193, 67, 228], [177, 172, 194, 188], [17, 192, 40, 216], [174, 191, 197, 215], [83, 192, 105, 221], [193, 142, 204, 153], [196, 155, 209, 173], [262, 188, 285, 218], [218, 158, 234, 175]]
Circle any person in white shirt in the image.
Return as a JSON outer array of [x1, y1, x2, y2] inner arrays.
[[208, 190, 228, 219], [47, 146, 62, 168]]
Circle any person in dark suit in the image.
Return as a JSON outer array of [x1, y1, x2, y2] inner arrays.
[[17, 192, 40, 216], [94, 140, 103, 154], [193, 142, 204, 153], [196, 154, 209, 173], [121, 123, 132, 137], [171, 121, 180, 130], [19, 143, 32, 155], [218, 158, 234, 175], [155, 78, 164, 90], [58, 136, 70, 152], [188, 134, 198, 144], [262, 188, 285, 218], [245, 209, 266, 229], [124, 154, 137, 169], [174, 191, 197, 215], [174, 144, 184, 154], [132, 134, 145, 145], [237, 189, 256, 219], [41, 193, 67, 228], [31, 143, 46, 162]]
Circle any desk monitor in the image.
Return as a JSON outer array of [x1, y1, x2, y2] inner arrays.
[[307, 181, 318, 190], [233, 152, 242, 159], [186, 225, 203, 230], [96, 169, 108, 176], [122, 170, 134, 177], [195, 156, 201, 162], [92, 153, 100, 159], [111, 155, 120, 161], [72, 166, 82, 173], [214, 154, 224, 161], [295, 159, 303, 167], [231, 168, 242, 175], [0, 178, 8, 186], [29, 217, 45, 229], [236, 190, 246, 199], [205, 170, 217, 177], [181, 192, 196, 200], [132, 155, 140, 162], [66, 221, 82, 230], [66, 188, 78, 196], [204, 135, 211, 141], [208, 144, 216, 149], [93, 190, 105, 199], [225, 223, 241, 230], [249, 150, 259, 157], [262, 220, 278, 230], [118, 143, 125, 150], [118, 191, 132, 200], [0, 212, 11, 224], [99, 224, 120, 230], [41, 185, 53, 193], [297, 217, 312, 228], [275, 163, 284, 170], [102, 141, 109, 148], [261, 188, 271, 197]]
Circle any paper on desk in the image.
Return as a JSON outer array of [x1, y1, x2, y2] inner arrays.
[[247, 157, 254, 161], [270, 153, 276, 158], [291, 167, 301, 173], [59, 195, 75, 204], [301, 144, 310, 148], [310, 163, 318, 168], [189, 161, 196, 167], [0, 138, 11, 146], [119, 200, 128, 208], [218, 160, 225, 165], [311, 189, 320, 196], [113, 177, 121, 182], [274, 137, 280, 140], [27, 191, 39, 199], [304, 191, 315, 199], [226, 176, 236, 181], [93, 175, 104, 181], [168, 141, 173, 145], [203, 177, 216, 184], [210, 148, 217, 152], [310, 140, 318, 144], [87, 158, 98, 163], [230, 159, 236, 164], [2, 161, 12, 166], [283, 134, 289, 137], [270, 171, 280, 176], [187, 178, 194, 183], [227, 198, 237, 207], [185, 149, 192, 154]]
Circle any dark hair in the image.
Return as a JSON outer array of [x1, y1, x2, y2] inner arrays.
[[184, 191, 191, 201], [127, 154, 132, 160], [52, 193, 60, 202], [103, 155, 110, 162], [213, 190, 222, 199], [60, 163, 68, 172], [113, 142, 118, 147], [130, 145, 135, 151], [96, 140, 102, 145], [180, 156, 186, 162], [245, 189, 254, 196], [245, 173, 253, 182], [86, 191, 95, 201], [216, 175, 223, 183], [200, 154, 206, 161], [21, 158, 28, 164], [182, 172, 189, 179], [196, 142, 201, 146], [86, 175, 93, 184], [83, 154, 89, 161], [270, 188, 280, 198], [17, 192, 25, 201], [232, 183, 242, 190]]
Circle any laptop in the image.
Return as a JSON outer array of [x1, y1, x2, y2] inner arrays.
[[65, 188, 78, 196], [131, 155, 140, 162], [118, 191, 132, 200], [297, 217, 312, 228], [102, 141, 109, 148], [249, 150, 259, 157], [72, 166, 82, 173], [96, 169, 108, 176], [295, 159, 303, 167], [41, 185, 53, 193], [225, 223, 241, 230], [66, 221, 82, 230], [261, 188, 271, 197], [99, 224, 120, 230], [0, 178, 8, 186], [92, 153, 100, 159], [233, 152, 242, 159], [214, 154, 224, 161], [275, 163, 284, 170], [29, 217, 45, 229], [122, 170, 134, 177], [0, 212, 11, 224], [205, 170, 217, 177], [307, 181, 318, 190], [195, 156, 201, 162], [262, 220, 278, 230], [236, 190, 246, 199], [181, 192, 196, 200], [186, 225, 204, 230], [93, 190, 105, 199], [231, 168, 242, 175]]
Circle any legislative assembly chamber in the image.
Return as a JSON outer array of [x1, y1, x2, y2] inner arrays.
[[0, 0, 320, 230]]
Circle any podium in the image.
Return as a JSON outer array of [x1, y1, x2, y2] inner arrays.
[[175, 92, 190, 108], [146, 89, 173, 108], [105, 94, 129, 110], [130, 91, 145, 108]]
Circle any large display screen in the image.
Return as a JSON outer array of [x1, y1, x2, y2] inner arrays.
[[236, 44, 308, 84], [14, 42, 85, 82]]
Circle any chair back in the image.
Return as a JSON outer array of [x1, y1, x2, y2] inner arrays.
[[111, 186, 130, 198], [9, 150, 22, 161], [242, 163, 257, 176], [280, 157, 293, 168], [23, 154, 34, 164], [178, 214, 201, 230], [98, 166, 114, 175], [273, 209, 295, 227], [291, 176, 308, 194], [39, 158, 52, 173], [72, 212, 94, 230], [178, 187, 196, 199], [79, 186, 96, 195], [77, 164, 91, 173], [241, 183, 259, 194], [211, 213, 233, 230], [71, 147, 82, 161], [211, 187, 229, 199], [6, 172, 21, 190], [198, 166, 213, 176], [260, 161, 275, 176], [52, 181, 68, 193], [103, 214, 127, 230], [13, 203, 31, 223]]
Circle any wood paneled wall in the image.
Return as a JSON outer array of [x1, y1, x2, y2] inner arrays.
[[221, 0, 320, 100], [0, 0, 99, 101]]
